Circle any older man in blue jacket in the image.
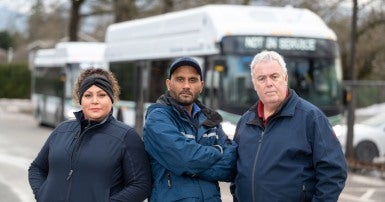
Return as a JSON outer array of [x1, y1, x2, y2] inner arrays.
[[143, 57, 237, 201], [232, 50, 347, 202]]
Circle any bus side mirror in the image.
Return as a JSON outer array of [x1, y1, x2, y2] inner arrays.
[[343, 87, 350, 106]]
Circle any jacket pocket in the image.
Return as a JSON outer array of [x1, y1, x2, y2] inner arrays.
[[301, 184, 313, 202], [167, 172, 172, 188], [154, 172, 203, 201], [36, 180, 48, 200]]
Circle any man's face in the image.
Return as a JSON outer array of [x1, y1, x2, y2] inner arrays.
[[166, 66, 204, 106], [251, 60, 288, 107]]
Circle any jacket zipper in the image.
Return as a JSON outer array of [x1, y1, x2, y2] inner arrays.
[[67, 131, 83, 180], [251, 130, 265, 202], [65, 123, 94, 201], [301, 184, 306, 202], [167, 172, 172, 188], [65, 131, 81, 202], [66, 169, 73, 180]]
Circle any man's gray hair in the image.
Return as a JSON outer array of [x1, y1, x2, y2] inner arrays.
[[250, 50, 287, 74]]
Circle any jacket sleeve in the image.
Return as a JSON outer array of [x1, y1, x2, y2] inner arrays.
[[311, 114, 348, 201], [143, 108, 223, 176], [110, 128, 152, 202], [196, 125, 238, 182], [28, 133, 52, 199]]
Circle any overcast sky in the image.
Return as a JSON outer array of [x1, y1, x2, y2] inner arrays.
[[0, 0, 70, 32], [0, 0, 32, 13], [0, 0, 68, 14]]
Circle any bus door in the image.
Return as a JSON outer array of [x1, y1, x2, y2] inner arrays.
[[135, 60, 169, 134], [204, 57, 225, 110], [134, 61, 150, 133]]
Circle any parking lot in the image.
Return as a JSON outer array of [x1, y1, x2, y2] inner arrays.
[[1, 99, 385, 202]]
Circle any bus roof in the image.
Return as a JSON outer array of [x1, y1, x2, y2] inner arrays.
[[105, 4, 337, 62], [33, 42, 106, 67]]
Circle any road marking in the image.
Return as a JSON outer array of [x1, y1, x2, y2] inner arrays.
[[0, 153, 34, 202], [351, 175, 385, 186], [360, 188, 375, 200], [344, 187, 385, 192], [339, 193, 375, 202], [0, 153, 30, 169]]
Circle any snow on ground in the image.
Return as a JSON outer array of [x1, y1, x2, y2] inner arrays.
[[356, 102, 385, 116]]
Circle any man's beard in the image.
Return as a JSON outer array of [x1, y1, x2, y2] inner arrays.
[[176, 90, 196, 106], [177, 100, 194, 106]]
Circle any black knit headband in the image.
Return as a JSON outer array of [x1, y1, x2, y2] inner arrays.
[[79, 75, 114, 104]]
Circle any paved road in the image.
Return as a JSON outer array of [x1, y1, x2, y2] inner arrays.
[[1, 99, 385, 202], [0, 99, 52, 202]]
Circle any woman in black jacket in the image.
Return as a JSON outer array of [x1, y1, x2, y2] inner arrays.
[[28, 68, 152, 202]]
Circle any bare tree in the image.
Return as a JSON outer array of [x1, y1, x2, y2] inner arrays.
[[69, 0, 86, 41], [28, 0, 46, 41], [28, 0, 67, 43], [113, 0, 138, 22], [346, 1, 385, 79], [162, 0, 174, 13]]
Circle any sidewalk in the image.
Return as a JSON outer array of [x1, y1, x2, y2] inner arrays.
[[347, 172, 385, 186], [0, 98, 32, 114], [340, 171, 385, 202]]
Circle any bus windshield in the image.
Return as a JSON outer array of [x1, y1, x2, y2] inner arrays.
[[220, 54, 343, 117], [65, 64, 82, 99]]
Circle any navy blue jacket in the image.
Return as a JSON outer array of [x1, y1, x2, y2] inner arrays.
[[143, 93, 237, 202], [28, 110, 152, 202], [233, 90, 347, 202]]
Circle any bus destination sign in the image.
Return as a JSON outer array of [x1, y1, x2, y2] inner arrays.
[[244, 36, 316, 52], [220, 36, 337, 56]]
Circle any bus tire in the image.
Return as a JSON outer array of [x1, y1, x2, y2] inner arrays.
[[354, 141, 379, 163], [55, 108, 62, 127], [117, 107, 124, 122], [36, 109, 44, 127]]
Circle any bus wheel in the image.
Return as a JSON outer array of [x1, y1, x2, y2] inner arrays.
[[117, 108, 124, 122], [55, 109, 62, 127], [355, 141, 379, 163], [36, 110, 44, 126]]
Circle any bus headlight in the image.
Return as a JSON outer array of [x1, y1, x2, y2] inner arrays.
[[221, 121, 236, 140], [333, 124, 346, 153], [64, 107, 79, 120]]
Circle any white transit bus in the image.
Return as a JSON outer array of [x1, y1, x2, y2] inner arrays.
[[105, 4, 344, 135], [30, 42, 106, 127]]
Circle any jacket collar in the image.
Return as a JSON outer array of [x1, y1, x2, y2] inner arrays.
[[154, 91, 223, 127], [247, 89, 298, 125], [74, 108, 113, 125]]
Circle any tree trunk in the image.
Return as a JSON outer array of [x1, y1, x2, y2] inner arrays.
[[114, 0, 137, 23], [69, 0, 85, 41]]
